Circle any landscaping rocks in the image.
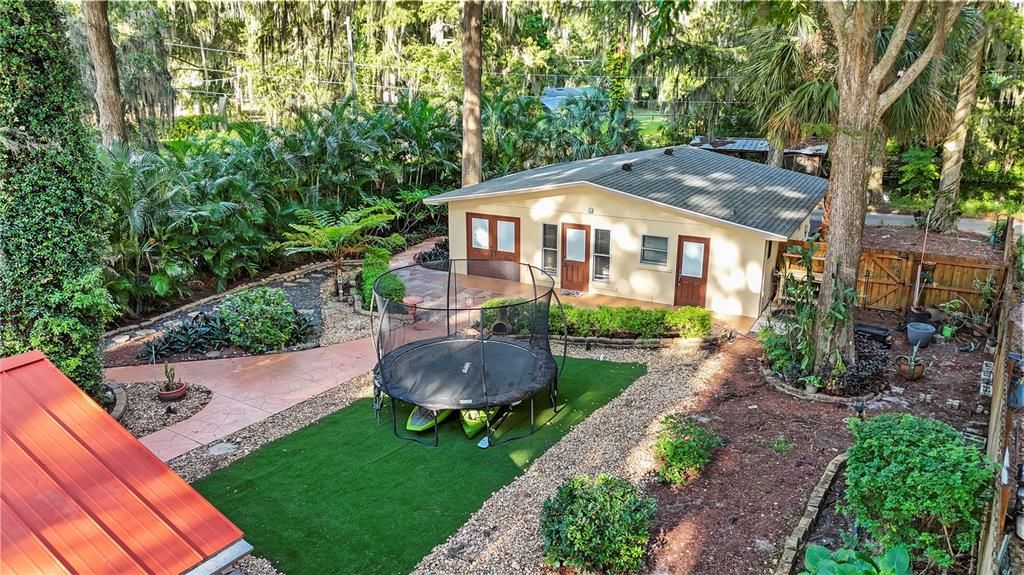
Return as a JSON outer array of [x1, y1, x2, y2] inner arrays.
[[118, 381, 212, 438], [238, 555, 283, 575], [318, 275, 371, 346]]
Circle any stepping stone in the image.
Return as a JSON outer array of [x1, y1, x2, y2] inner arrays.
[[112, 334, 131, 345], [282, 282, 298, 287], [187, 311, 200, 318], [294, 278, 310, 283], [163, 320, 182, 330], [134, 329, 157, 338], [208, 442, 237, 456], [298, 309, 315, 314], [204, 351, 222, 359]]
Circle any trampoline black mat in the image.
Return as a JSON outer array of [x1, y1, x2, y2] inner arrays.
[[377, 335, 557, 410]]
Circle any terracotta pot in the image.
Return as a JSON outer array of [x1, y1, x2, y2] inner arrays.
[[896, 358, 925, 381], [158, 381, 188, 401]]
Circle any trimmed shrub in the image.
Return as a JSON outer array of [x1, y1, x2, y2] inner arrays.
[[220, 287, 296, 353], [540, 474, 657, 574], [664, 306, 713, 337], [843, 413, 993, 568], [360, 248, 405, 310], [0, 1, 114, 399], [654, 414, 721, 486]]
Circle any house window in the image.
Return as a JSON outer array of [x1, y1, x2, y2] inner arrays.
[[640, 235, 669, 265], [594, 229, 611, 281], [471, 217, 489, 249], [542, 224, 558, 275]]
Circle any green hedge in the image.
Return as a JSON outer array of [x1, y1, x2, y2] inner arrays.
[[360, 248, 405, 310], [843, 413, 993, 568], [545, 302, 712, 339], [541, 474, 657, 574], [0, 1, 114, 399], [220, 287, 297, 353]]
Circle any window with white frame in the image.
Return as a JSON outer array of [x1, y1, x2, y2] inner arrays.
[[640, 235, 669, 265], [542, 224, 558, 275], [594, 229, 611, 281]]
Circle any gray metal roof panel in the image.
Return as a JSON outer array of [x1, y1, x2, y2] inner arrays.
[[427, 146, 827, 238]]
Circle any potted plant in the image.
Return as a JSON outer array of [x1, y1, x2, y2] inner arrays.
[[896, 345, 926, 380], [158, 362, 188, 401]]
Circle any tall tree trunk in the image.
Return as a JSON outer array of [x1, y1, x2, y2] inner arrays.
[[461, 0, 483, 187], [82, 0, 128, 147], [866, 134, 887, 205], [930, 25, 988, 233], [816, 0, 961, 378], [767, 143, 784, 167]]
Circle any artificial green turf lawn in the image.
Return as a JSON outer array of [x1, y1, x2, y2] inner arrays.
[[194, 357, 645, 575]]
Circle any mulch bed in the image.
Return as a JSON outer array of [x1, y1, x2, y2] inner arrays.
[[102, 267, 329, 368], [118, 381, 212, 438], [861, 225, 1003, 264], [649, 337, 853, 574]]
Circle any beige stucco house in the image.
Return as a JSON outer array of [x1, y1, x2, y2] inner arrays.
[[425, 146, 826, 321]]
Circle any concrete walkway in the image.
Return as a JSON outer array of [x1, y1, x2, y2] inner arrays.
[[106, 337, 375, 461]]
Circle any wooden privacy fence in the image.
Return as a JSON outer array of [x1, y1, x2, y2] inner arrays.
[[779, 240, 1008, 313]]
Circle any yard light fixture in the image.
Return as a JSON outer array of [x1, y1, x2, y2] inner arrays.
[[853, 400, 866, 421]]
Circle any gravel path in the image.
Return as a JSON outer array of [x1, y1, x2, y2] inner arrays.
[[318, 275, 371, 345], [412, 344, 724, 575], [119, 381, 212, 438]]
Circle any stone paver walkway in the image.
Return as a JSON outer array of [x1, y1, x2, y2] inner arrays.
[[106, 337, 374, 461]]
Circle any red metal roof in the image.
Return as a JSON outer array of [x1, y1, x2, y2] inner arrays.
[[1, 351, 245, 575]]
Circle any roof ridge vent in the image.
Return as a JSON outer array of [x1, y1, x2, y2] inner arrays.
[[621, 162, 633, 172], [664, 148, 674, 156]]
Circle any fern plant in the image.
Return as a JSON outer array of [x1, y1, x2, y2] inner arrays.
[[275, 206, 405, 286]]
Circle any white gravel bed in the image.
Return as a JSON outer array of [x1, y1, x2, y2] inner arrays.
[[119, 381, 212, 438], [318, 275, 371, 345], [168, 372, 374, 483], [237, 555, 284, 575], [411, 343, 727, 575]]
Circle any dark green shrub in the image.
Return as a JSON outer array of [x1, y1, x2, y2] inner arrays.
[[220, 287, 297, 353], [540, 474, 657, 574], [654, 414, 721, 486], [618, 307, 668, 339], [799, 545, 910, 575], [0, 1, 114, 399], [163, 114, 221, 140], [360, 248, 406, 310], [137, 312, 229, 363], [843, 413, 993, 568], [664, 306, 712, 337]]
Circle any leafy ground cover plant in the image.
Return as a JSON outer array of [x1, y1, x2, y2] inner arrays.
[[664, 306, 713, 337], [843, 413, 993, 569], [800, 545, 910, 575], [220, 287, 299, 353], [540, 474, 657, 575], [654, 414, 721, 486], [542, 303, 712, 339]]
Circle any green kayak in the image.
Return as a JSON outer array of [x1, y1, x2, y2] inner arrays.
[[460, 408, 498, 438], [406, 406, 453, 432]]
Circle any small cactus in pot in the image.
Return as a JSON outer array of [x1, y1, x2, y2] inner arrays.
[[157, 362, 188, 401]]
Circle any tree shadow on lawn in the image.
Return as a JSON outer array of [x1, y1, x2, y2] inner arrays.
[[194, 356, 645, 575]]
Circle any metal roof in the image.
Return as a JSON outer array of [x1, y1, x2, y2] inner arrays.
[[688, 136, 829, 156], [426, 146, 828, 239], [0, 351, 250, 575]]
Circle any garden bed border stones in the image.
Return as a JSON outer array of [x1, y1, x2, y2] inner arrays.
[[104, 260, 334, 340], [773, 453, 849, 575], [762, 369, 884, 406], [106, 381, 128, 422]]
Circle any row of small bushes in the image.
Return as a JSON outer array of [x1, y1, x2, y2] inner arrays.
[[138, 287, 315, 360], [479, 298, 713, 340]]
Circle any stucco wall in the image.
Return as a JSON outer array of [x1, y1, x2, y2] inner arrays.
[[445, 184, 773, 318]]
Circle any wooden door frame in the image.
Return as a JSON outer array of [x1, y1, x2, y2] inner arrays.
[[465, 212, 521, 262], [561, 223, 590, 293], [674, 235, 710, 307]]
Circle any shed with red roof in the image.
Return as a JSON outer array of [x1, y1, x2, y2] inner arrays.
[[0, 351, 251, 575]]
